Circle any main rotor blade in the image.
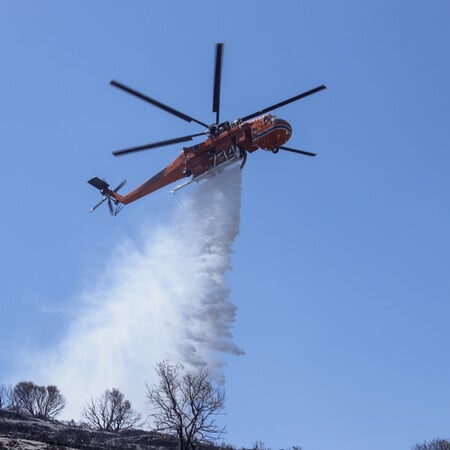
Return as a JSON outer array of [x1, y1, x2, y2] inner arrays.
[[110, 80, 209, 128], [212, 43, 224, 125], [279, 146, 317, 157], [241, 85, 326, 122], [112, 132, 206, 157]]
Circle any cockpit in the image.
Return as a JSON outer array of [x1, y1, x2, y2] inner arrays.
[[262, 114, 275, 125]]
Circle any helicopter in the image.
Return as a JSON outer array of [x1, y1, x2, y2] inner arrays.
[[88, 43, 326, 215]]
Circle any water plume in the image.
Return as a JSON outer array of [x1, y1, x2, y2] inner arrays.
[[38, 166, 243, 419]]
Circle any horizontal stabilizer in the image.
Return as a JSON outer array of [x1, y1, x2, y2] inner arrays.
[[88, 177, 109, 191]]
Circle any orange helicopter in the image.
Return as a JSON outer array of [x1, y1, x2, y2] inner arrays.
[[88, 43, 326, 215]]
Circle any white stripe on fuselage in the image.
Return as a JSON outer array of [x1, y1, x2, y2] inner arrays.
[[252, 123, 292, 143]]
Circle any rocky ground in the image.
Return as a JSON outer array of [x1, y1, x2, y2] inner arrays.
[[0, 410, 181, 450]]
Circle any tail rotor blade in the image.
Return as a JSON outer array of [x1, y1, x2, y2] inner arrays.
[[90, 197, 107, 213], [113, 179, 127, 192], [212, 43, 224, 125], [279, 146, 317, 157], [107, 198, 114, 215]]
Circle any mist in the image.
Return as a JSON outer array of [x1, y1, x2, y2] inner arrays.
[[38, 166, 243, 419]]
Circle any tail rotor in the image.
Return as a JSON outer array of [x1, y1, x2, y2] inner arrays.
[[88, 178, 126, 216]]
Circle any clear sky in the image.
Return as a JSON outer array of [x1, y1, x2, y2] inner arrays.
[[1, 1, 450, 450]]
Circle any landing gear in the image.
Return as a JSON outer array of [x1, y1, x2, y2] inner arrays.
[[272, 147, 279, 154], [182, 168, 192, 177]]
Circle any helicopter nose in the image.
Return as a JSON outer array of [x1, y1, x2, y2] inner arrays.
[[271, 118, 292, 146], [272, 118, 292, 134]]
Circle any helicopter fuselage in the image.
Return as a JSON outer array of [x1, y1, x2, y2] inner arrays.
[[107, 114, 291, 205], [88, 43, 325, 215]]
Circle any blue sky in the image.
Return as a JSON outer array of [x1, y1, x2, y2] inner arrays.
[[1, 1, 450, 450]]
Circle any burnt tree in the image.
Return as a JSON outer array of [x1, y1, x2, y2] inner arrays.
[[147, 361, 225, 450]]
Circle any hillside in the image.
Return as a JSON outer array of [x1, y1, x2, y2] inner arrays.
[[0, 410, 180, 450]]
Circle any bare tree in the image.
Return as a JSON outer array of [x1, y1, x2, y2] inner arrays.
[[40, 385, 66, 419], [12, 381, 65, 419], [413, 439, 450, 450], [147, 361, 225, 450], [82, 388, 142, 431]]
